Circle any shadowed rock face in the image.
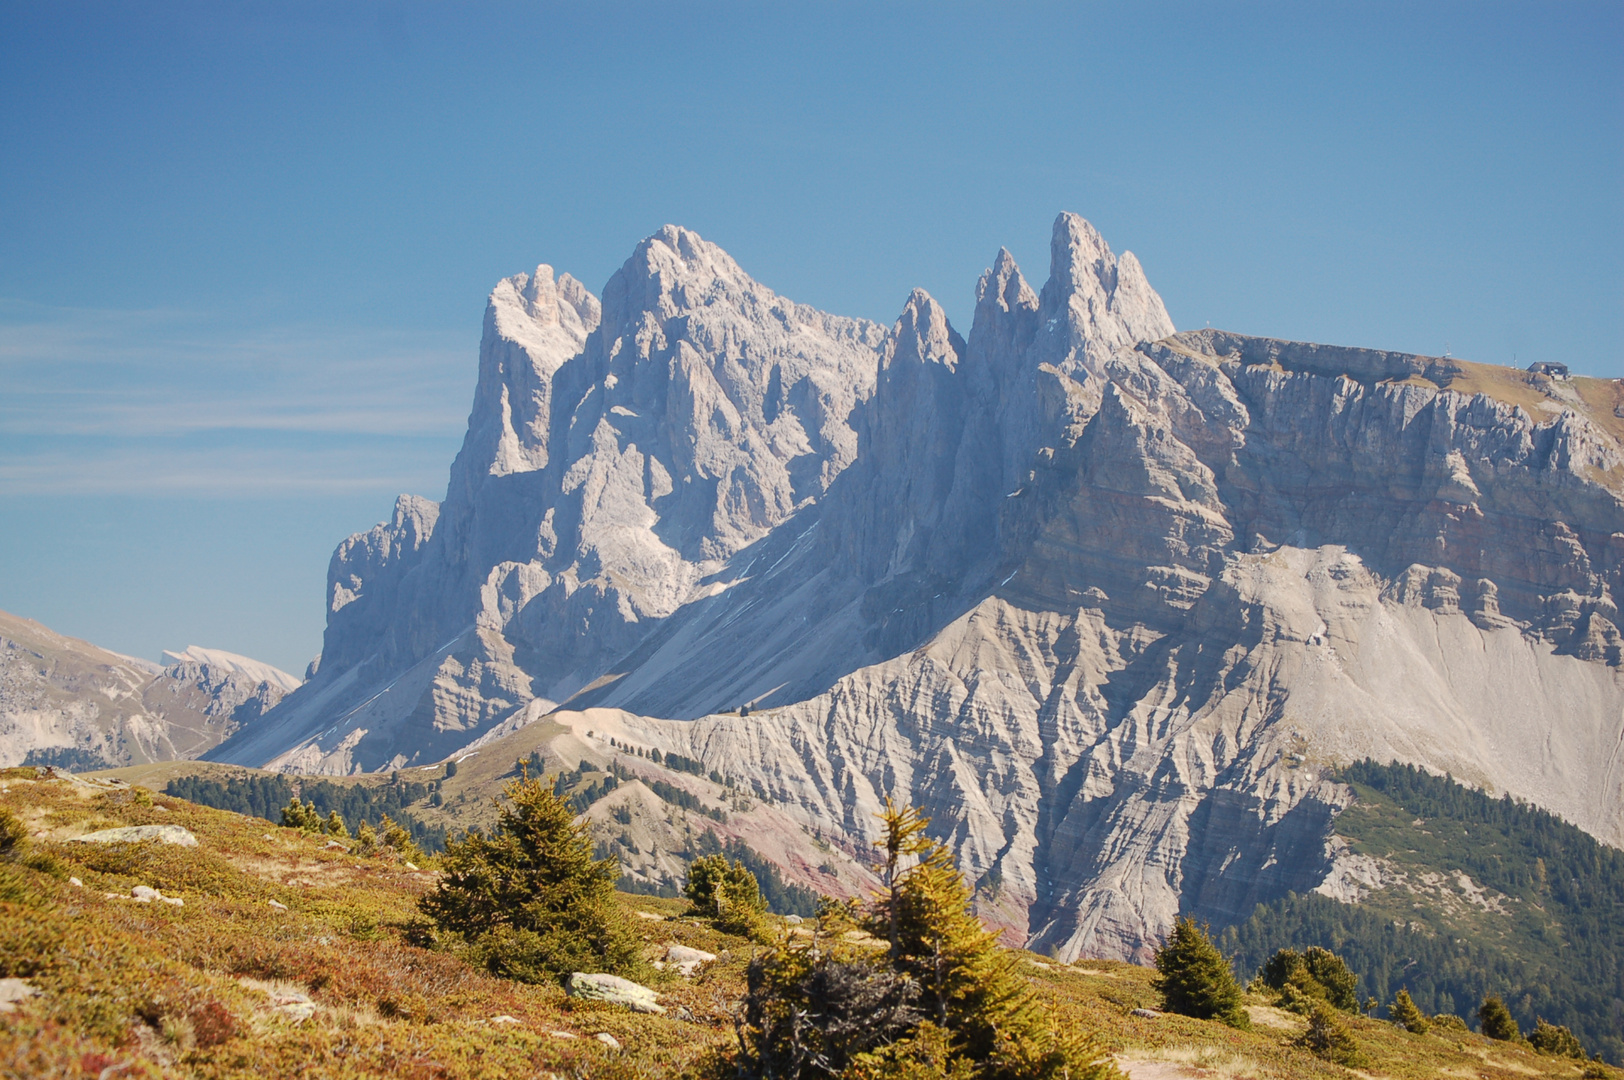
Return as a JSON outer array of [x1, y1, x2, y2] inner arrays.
[[210, 213, 1624, 960]]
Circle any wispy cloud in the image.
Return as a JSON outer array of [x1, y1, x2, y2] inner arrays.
[[0, 298, 474, 495]]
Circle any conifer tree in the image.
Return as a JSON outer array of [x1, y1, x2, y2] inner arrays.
[[322, 810, 349, 838], [418, 773, 639, 981], [377, 814, 425, 864], [279, 796, 321, 833], [1388, 989, 1430, 1034], [1258, 945, 1358, 1013], [1296, 1002, 1367, 1066], [685, 853, 768, 940], [1478, 995, 1520, 1041], [1529, 1019, 1585, 1058], [861, 800, 1034, 1061], [859, 800, 1115, 1078], [1301, 947, 1358, 1012], [1153, 918, 1250, 1029], [734, 802, 1118, 1080]]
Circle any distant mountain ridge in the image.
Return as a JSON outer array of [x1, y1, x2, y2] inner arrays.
[[0, 608, 299, 769], [206, 214, 1624, 961]]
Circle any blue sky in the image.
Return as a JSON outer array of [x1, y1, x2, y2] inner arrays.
[[1, 1, 1619, 675]]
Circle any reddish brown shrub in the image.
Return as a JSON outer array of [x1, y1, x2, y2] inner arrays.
[[187, 999, 237, 1048]]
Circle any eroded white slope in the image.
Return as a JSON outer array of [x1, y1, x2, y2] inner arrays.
[[579, 544, 1622, 961]]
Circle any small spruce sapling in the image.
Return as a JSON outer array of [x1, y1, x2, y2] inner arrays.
[[1478, 995, 1520, 1041], [418, 772, 640, 982], [1257, 946, 1358, 1013], [279, 796, 321, 833], [1152, 918, 1250, 1029], [685, 853, 768, 941], [376, 815, 424, 864], [1388, 989, 1430, 1034], [1529, 1018, 1584, 1058], [860, 799, 1116, 1076], [1295, 1002, 1367, 1067]]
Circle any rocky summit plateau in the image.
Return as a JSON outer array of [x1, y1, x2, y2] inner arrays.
[[203, 213, 1624, 962]]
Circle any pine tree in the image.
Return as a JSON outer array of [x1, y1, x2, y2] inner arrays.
[[1301, 947, 1358, 1012], [734, 801, 1118, 1080], [279, 796, 321, 833], [1529, 1019, 1585, 1058], [1295, 1001, 1367, 1067], [685, 853, 768, 940], [1388, 989, 1430, 1034], [418, 773, 640, 982], [377, 815, 425, 864], [861, 800, 1033, 1060], [1478, 995, 1520, 1041], [1257, 946, 1358, 1013], [322, 810, 349, 838], [860, 800, 1116, 1078], [1153, 918, 1250, 1029]]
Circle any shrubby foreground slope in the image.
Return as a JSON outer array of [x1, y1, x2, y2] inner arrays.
[[2, 768, 1618, 1080]]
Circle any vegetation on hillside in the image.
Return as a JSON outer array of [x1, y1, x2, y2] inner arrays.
[[730, 800, 1116, 1079], [1220, 759, 1624, 1064], [0, 765, 1617, 1080], [166, 771, 448, 853], [1253, 947, 1360, 1014], [684, 853, 769, 941], [691, 829, 820, 917], [1152, 919, 1249, 1029]]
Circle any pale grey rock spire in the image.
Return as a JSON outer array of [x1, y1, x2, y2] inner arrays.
[[476, 265, 600, 477], [1038, 212, 1175, 372]]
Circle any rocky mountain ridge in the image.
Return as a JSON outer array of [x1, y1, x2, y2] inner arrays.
[[207, 214, 1624, 960], [0, 609, 300, 769]]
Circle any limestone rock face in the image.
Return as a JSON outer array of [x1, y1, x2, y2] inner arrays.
[[0, 609, 298, 769], [214, 226, 889, 774], [212, 214, 1623, 962]]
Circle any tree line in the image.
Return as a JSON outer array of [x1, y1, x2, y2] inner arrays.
[[164, 772, 448, 853], [1218, 759, 1622, 1065]]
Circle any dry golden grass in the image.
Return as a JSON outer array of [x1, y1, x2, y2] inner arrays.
[[1, 768, 1617, 1080]]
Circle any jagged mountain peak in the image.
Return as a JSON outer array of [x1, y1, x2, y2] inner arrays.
[[208, 215, 1622, 968], [601, 224, 777, 332], [977, 247, 1039, 313], [887, 289, 963, 371], [1040, 211, 1175, 363], [499, 264, 600, 332]]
